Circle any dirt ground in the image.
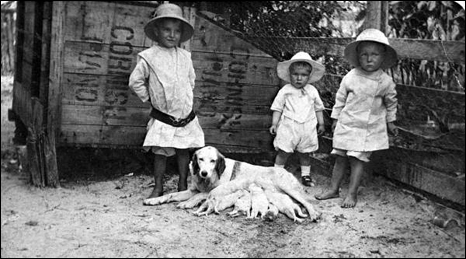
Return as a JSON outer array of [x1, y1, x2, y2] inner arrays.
[[1, 75, 465, 258]]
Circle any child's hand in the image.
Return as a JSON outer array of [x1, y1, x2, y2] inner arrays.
[[317, 124, 325, 135], [332, 120, 338, 133], [269, 125, 277, 135], [387, 122, 398, 136]]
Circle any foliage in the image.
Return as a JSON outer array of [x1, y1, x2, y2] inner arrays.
[[387, 1, 465, 92], [388, 1, 465, 40], [224, 1, 346, 38]]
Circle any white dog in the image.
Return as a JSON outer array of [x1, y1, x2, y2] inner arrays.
[[143, 146, 321, 221]]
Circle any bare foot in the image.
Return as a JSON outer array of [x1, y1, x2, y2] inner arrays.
[[147, 188, 163, 199], [340, 194, 357, 208], [315, 190, 339, 200]]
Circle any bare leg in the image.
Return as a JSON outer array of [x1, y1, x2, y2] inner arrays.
[[297, 152, 311, 167], [315, 156, 347, 200], [148, 154, 167, 198], [275, 149, 292, 166], [176, 148, 189, 192], [341, 157, 365, 208]]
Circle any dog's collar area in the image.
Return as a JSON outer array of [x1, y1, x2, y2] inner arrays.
[[230, 161, 241, 181]]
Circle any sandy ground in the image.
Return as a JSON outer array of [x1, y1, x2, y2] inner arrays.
[[1, 75, 465, 258]]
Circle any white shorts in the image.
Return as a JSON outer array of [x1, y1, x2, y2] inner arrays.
[[273, 117, 318, 153], [144, 146, 176, 157], [331, 148, 372, 162]]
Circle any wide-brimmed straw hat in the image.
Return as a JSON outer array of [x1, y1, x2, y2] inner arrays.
[[144, 3, 194, 43], [344, 28, 398, 69], [277, 51, 325, 83]]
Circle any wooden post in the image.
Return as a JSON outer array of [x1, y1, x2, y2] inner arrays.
[[42, 1, 66, 187], [363, 1, 389, 34], [27, 98, 45, 187]]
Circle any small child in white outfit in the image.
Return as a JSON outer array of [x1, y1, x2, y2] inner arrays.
[[269, 51, 326, 187], [315, 28, 399, 208], [129, 3, 205, 199]]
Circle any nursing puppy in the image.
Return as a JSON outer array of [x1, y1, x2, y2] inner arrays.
[[143, 146, 321, 221]]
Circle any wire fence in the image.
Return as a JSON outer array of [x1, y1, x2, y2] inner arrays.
[[195, 1, 465, 176]]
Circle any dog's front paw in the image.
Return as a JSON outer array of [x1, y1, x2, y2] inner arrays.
[[192, 198, 216, 216], [143, 196, 167, 206], [307, 209, 322, 222]]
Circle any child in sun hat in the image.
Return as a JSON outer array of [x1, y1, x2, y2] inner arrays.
[[315, 28, 399, 208], [269, 51, 326, 187], [129, 3, 205, 199]]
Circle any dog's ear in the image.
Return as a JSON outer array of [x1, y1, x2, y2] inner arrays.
[[191, 151, 199, 175], [215, 151, 226, 177]]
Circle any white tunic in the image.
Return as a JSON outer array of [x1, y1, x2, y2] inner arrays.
[[331, 68, 397, 151], [128, 44, 204, 149]]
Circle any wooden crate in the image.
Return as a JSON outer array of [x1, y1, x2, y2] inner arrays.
[[57, 1, 278, 153], [11, 1, 280, 186]]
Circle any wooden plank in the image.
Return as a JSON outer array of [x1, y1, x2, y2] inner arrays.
[[204, 128, 273, 151], [61, 73, 146, 107], [252, 37, 465, 64], [61, 104, 272, 130], [63, 41, 137, 75], [58, 124, 147, 147], [61, 104, 150, 126], [192, 51, 279, 86], [195, 81, 278, 101], [49, 1, 66, 134], [27, 98, 45, 187], [21, 61, 33, 94], [58, 124, 273, 152], [40, 2, 52, 105], [43, 130, 59, 187], [22, 2, 36, 64], [383, 160, 465, 207], [195, 98, 272, 115], [395, 84, 465, 124], [62, 40, 278, 85], [63, 1, 156, 48], [37, 1, 63, 188], [199, 113, 272, 131], [12, 81, 32, 129]]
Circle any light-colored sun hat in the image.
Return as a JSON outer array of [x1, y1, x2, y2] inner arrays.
[[277, 51, 325, 83], [144, 3, 194, 43], [344, 28, 398, 69]]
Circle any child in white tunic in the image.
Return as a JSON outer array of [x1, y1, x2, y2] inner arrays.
[[269, 51, 326, 187], [129, 3, 205, 198], [315, 28, 399, 208]]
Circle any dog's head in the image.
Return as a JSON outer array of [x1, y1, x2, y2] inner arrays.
[[191, 146, 226, 180]]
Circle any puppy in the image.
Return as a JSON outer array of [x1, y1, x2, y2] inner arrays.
[[227, 190, 252, 218], [248, 183, 270, 219]]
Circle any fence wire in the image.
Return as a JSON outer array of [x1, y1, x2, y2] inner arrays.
[[195, 1, 465, 175]]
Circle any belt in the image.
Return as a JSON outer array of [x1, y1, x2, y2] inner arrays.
[[149, 108, 196, 127]]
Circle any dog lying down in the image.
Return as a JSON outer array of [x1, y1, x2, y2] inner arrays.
[[143, 146, 321, 222]]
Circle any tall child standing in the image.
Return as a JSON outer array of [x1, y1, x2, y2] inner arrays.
[[269, 51, 326, 187], [315, 28, 399, 208], [129, 3, 205, 199]]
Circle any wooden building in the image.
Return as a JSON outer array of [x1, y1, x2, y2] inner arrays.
[[9, 1, 279, 187]]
